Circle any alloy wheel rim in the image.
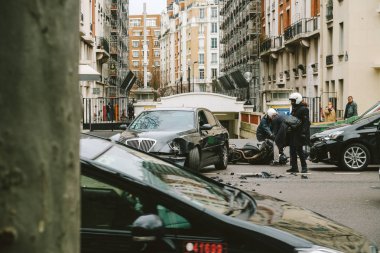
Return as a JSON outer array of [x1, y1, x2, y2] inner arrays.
[[343, 146, 367, 169]]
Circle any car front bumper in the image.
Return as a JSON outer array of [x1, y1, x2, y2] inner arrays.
[[309, 140, 343, 164], [152, 153, 187, 167]]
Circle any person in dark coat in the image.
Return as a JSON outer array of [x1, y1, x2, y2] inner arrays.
[[256, 111, 274, 142], [287, 92, 311, 173], [344, 96, 358, 119], [269, 109, 286, 165]]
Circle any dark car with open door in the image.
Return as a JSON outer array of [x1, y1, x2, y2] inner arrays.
[[80, 134, 378, 253]]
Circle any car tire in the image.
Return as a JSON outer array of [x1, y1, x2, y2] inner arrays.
[[187, 147, 200, 172], [340, 143, 370, 171], [215, 144, 228, 170]]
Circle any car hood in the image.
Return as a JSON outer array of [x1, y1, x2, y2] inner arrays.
[[311, 124, 351, 139], [248, 192, 374, 253]]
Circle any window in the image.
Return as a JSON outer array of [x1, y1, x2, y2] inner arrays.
[[211, 23, 218, 33], [211, 53, 217, 64], [154, 30, 160, 37], [199, 8, 205, 19], [198, 53, 204, 64], [132, 61, 139, 67], [154, 50, 160, 57], [339, 22, 344, 53], [204, 110, 217, 126], [81, 172, 191, 231], [211, 38, 217, 49], [154, 61, 160, 67], [199, 69, 205, 80], [132, 31, 142, 36], [211, 7, 218, 18], [154, 40, 159, 47], [132, 51, 139, 58], [199, 38, 204, 49], [211, 68, 217, 79], [146, 18, 157, 27], [132, 40, 139, 48], [130, 19, 141, 27], [198, 24, 204, 35]]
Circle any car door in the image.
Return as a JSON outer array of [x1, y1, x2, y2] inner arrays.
[[357, 116, 380, 162], [204, 109, 227, 158], [197, 109, 214, 162], [81, 164, 230, 253]]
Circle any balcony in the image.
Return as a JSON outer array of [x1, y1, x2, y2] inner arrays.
[[284, 17, 320, 45], [260, 36, 284, 56]]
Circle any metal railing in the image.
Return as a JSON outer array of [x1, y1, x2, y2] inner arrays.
[[284, 17, 320, 41]]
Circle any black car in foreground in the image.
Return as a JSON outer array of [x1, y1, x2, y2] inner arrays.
[[80, 134, 377, 253], [310, 112, 380, 171], [117, 107, 229, 171]]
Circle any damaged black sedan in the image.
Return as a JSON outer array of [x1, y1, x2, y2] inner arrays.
[[117, 107, 229, 171]]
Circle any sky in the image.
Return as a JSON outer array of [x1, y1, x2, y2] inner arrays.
[[129, 0, 166, 15]]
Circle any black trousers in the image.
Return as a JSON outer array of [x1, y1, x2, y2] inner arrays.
[[289, 145, 307, 170]]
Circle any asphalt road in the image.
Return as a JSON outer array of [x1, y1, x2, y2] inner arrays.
[[202, 163, 380, 248], [86, 130, 380, 247]]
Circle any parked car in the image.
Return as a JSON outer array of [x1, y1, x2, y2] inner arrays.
[[116, 107, 229, 171], [310, 111, 380, 171], [80, 134, 378, 253]]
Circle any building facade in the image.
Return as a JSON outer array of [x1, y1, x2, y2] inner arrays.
[[260, 0, 380, 120], [321, 0, 380, 117], [260, 0, 321, 119], [160, 0, 221, 95], [79, 0, 129, 99], [219, 0, 261, 108], [128, 14, 161, 92]]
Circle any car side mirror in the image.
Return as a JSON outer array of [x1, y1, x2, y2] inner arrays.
[[119, 124, 128, 130], [132, 214, 164, 242], [200, 124, 213, 131]]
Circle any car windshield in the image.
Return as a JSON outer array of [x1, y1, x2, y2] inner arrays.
[[129, 110, 195, 131], [81, 138, 253, 218]]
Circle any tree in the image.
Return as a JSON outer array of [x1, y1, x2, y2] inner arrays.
[[0, 1, 80, 253]]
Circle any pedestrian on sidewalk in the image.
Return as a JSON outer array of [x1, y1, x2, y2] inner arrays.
[[324, 101, 336, 122], [287, 92, 311, 173], [344, 96, 358, 119]]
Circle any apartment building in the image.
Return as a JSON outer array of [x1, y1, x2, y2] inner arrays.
[[160, 0, 221, 94], [128, 14, 161, 92], [219, 0, 261, 108], [321, 0, 380, 116], [260, 0, 380, 120], [260, 0, 321, 119], [79, 0, 129, 99]]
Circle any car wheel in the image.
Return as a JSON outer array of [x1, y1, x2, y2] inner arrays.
[[187, 147, 200, 172], [215, 144, 228, 170], [340, 143, 370, 171]]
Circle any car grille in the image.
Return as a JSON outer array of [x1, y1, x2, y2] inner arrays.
[[125, 138, 156, 152]]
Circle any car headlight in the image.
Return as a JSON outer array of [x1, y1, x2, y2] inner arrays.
[[296, 246, 343, 253], [168, 139, 182, 154], [322, 130, 344, 141]]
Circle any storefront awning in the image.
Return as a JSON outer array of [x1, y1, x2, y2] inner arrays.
[[230, 70, 249, 88], [120, 70, 137, 93], [79, 64, 101, 81]]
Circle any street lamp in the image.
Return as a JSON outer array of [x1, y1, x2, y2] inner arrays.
[[187, 61, 191, 93], [180, 71, 183, 94], [192, 61, 198, 92]]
